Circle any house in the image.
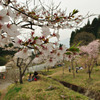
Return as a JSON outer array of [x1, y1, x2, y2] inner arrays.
[[0, 66, 6, 73], [0, 66, 6, 79]]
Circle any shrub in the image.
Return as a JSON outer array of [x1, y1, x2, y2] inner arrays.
[[0, 56, 7, 66]]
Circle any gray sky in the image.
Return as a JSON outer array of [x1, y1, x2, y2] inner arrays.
[[27, 0, 100, 37], [42, 0, 100, 15], [17, 0, 100, 47], [45, 0, 100, 38], [48, 0, 100, 47]]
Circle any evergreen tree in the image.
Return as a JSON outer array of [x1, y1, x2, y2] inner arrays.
[[70, 16, 100, 46], [91, 18, 99, 37], [70, 31, 76, 46]]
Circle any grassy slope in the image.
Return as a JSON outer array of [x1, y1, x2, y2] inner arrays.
[[3, 70, 90, 100], [51, 66, 100, 92], [3, 64, 100, 100]]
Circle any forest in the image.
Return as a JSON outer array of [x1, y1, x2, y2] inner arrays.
[[70, 16, 100, 46]]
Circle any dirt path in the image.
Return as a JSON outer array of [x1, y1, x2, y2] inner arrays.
[[0, 79, 11, 90], [0, 79, 12, 100], [0, 89, 7, 100], [47, 68, 69, 77]]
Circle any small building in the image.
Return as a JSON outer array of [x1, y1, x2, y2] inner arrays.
[[0, 65, 12, 79], [0, 66, 6, 79], [0, 66, 6, 73]]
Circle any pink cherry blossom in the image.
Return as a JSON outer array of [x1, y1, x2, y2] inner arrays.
[[14, 48, 32, 59], [41, 27, 51, 37], [0, 8, 9, 23]]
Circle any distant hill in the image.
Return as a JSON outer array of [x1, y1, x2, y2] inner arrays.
[[70, 16, 100, 46]]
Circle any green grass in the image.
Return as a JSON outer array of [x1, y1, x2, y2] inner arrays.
[[51, 66, 100, 92], [4, 62, 100, 100], [4, 75, 90, 100], [4, 85, 22, 100], [39, 66, 63, 75], [0, 91, 1, 97]]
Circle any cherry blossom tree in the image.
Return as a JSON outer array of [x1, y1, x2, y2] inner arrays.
[[80, 40, 100, 79], [65, 45, 80, 78], [0, 0, 89, 83]]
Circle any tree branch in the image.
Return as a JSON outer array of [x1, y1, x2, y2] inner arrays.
[[22, 59, 33, 76]]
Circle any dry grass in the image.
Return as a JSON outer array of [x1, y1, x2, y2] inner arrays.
[[4, 74, 90, 100], [51, 65, 100, 92], [3, 55, 100, 100]]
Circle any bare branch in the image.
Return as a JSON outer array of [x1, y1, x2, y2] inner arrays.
[[54, 2, 61, 10]]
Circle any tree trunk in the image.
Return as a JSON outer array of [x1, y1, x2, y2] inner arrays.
[[73, 67, 75, 78], [71, 59, 75, 78], [47, 67, 49, 72], [19, 74, 23, 84], [63, 65, 64, 75], [89, 71, 91, 79], [19, 67, 23, 84]]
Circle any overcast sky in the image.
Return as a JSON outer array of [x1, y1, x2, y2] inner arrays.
[[44, 0, 100, 38], [17, 0, 100, 47], [41, 0, 100, 47]]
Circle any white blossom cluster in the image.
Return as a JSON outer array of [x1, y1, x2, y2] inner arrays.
[[0, 0, 83, 68]]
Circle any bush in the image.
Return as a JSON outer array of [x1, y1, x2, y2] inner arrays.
[[7, 69, 19, 83], [0, 56, 7, 66]]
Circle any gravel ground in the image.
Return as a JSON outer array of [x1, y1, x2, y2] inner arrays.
[[0, 79, 12, 90]]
